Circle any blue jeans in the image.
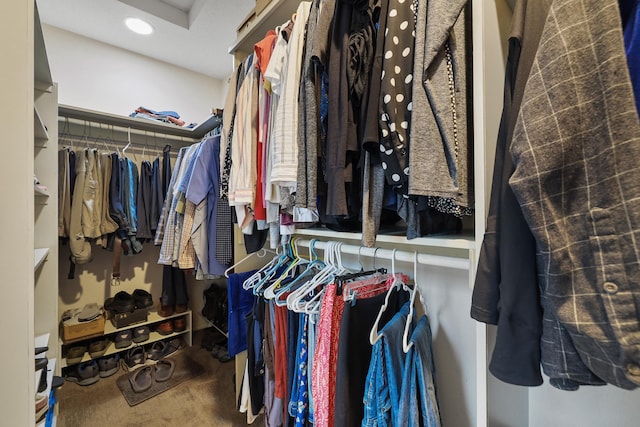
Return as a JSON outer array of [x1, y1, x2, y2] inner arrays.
[[398, 315, 441, 427], [362, 303, 410, 427]]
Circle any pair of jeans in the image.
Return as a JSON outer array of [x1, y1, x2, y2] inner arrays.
[[362, 302, 410, 427], [398, 315, 441, 426]]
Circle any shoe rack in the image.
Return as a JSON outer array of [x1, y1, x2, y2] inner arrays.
[[60, 310, 192, 369]]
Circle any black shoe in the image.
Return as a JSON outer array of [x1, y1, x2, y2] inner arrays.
[[123, 346, 146, 371], [106, 291, 135, 314], [132, 289, 153, 310]]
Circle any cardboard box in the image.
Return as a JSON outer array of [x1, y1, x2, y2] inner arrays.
[[109, 308, 148, 329], [61, 313, 105, 344]]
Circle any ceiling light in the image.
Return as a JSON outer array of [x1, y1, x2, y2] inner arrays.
[[124, 17, 154, 35]]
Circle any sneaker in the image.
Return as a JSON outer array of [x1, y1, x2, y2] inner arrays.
[[65, 360, 100, 386], [114, 329, 133, 349], [98, 354, 120, 378], [88, 338, 110, 358], [66, 345, 86, 364], [122, 346, 146, 372], [132, 325, 150, 343]]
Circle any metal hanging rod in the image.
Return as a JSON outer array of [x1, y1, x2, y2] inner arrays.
[[294, 239, 470, 271]]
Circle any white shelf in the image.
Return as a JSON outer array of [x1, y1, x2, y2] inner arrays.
[[294, 227, 475, 251], [34, 106, 49, 141], [61, 310, 192, 368], [229, 0, 301, 55], [34, 248, 50, 270], [34, 3, 52, 91]]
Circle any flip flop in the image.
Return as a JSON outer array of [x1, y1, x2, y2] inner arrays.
[[128, 365, 153, 393], [154, 359, 175, 382]]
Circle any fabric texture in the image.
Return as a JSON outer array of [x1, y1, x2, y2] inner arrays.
[[509, 0, 640, 389], [471, 0, 550, 387]]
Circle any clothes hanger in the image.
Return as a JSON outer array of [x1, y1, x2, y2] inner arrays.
[[286, 241, 338, 311], [224, 247, 275, 278], [403, 251, 424, 353], [263, 237, 308, 299], [252, 240, 294, 295], [242, 246, 281, 290], [273, 239, 324, 305], [369, 249, 406, 345]]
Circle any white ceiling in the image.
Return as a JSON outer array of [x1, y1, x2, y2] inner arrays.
[[37, 0, 255, 80]]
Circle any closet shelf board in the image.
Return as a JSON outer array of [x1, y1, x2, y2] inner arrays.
[[229, 0, 302, 55], [34, 4, 53, 92], [34, 248, 50, 271], [34, 106, 49, 141], [60, 330, 189, 368], [103, 309, 191, 335], [294, 228, 475, 251], [59, 104, 221, 140]]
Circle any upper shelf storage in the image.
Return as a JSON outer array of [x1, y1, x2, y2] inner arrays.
[[34, 4, 52, 92], [229, 0, 302, 55], [59, 105, 222, 140]]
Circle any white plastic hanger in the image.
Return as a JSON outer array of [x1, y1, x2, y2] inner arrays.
[[224, 247, 275, 278], [369, 249, 403, 345], [403, 251, 423, 353]]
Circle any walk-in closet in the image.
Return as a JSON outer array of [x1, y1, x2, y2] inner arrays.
[[2, 0, 640, 426]]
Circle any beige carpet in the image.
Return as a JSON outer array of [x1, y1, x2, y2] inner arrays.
[[57, 332, 260, 427]]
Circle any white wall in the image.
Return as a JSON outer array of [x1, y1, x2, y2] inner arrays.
[[42, 24, 226, 125]]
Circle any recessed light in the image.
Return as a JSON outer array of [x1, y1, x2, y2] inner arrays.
[[124, 17, 154, 35]]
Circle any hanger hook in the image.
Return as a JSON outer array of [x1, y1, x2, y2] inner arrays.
[[391, 248, 397, 276], [373, 247, 380, 269]]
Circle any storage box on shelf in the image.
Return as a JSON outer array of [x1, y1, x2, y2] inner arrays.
[[60, 310, 192, 369]]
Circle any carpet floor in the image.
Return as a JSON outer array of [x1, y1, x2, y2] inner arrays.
[[57, 331, 259, 427]]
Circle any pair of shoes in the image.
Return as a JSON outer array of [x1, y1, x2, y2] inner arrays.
[[66, 345, 87, 364], [104, 291, 135, 314], [128, 359, 176, 393], [122, 346, 148, 372], [156, 317, 186, 336], [115, 325, 151, 348], [98, 353, 120, 378], [147, 338, 183, 361], [89, 337, 110, 358], [65, 360, 100, 386]]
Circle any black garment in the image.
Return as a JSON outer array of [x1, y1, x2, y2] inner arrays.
[[246, 297, 265, 417], [286, 309, 300, 427], [161, 265, 188, 306], [149, 157, 163, 233], [161, 144, 172, 197], [334, 288, 409, 427], [136, 160, 153, 240], [471, 0, 551, 387], [69, 150, 77, 197]]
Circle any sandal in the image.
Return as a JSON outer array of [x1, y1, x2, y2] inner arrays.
[[154, 359, 175, 382], [128, 365, 153, 393]]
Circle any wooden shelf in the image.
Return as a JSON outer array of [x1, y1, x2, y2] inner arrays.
[[34, 248, 50, 271]]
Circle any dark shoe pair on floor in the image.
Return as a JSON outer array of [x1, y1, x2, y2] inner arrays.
[[105, 289, 153, 314], [128, 359, 176, 393], [156, 317, 186, 335]]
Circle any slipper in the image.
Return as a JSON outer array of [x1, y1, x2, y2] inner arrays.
[[154, 359, 175, 382], [78, 303, 102, 322], [163, 338, 183, 358], [147, 341, 168, 361], [128, 365, 153, 393]]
